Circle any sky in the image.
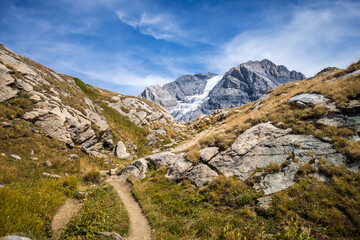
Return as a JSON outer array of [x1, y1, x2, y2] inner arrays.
[[0, 0, 360, 96]]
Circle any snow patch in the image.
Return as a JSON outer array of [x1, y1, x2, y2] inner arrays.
[[169, 75, 223, 118]]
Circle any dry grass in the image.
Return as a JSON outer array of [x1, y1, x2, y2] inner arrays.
[[184, 143, 201, 164]]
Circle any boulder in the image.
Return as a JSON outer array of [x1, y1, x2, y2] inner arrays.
[[184, 164, 218, 187], [147, 152, 177, 169], [231, 122, 291, 155], [120, 158, 148, 180], [114, 141, 131, 159], [208, 123, 346, 194], [199, 147, 219, 162], [288, 93, 328, 108]]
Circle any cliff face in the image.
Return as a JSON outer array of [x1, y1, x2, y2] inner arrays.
[[140, 59, 305, 121]]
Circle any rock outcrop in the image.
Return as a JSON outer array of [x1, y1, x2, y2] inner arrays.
[[121, 122, 348, 194], [0, 45, 113, 155]]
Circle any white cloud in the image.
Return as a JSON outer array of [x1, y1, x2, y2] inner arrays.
[[116, 10, 185, 42], [211, 1, 360, 77], [78, 67, 173, 88]]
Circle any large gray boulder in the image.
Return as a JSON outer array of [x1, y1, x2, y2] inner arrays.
[[208, 123, 346, 194], [120, 158, 148, 180], [114, 141, 131, 159], [288, 93, 329, 108]]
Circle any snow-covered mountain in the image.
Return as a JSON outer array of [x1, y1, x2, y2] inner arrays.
[[140, 59, 306, 121]]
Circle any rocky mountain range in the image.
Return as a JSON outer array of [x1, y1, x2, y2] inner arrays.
[[140, 59, 306, 121], [1, 44, 360, 239]]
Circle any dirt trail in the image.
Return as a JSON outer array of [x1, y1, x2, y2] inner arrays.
[[107, 178, 152, 240], [172, 127, 215, 153], [51, 198, 82, 239]]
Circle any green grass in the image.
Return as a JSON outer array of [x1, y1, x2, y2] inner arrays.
[[0, 177, 78, 239], [62, 184, 130, 239], [132, 167, 269, 239], [99, 101, 152, 157], [132, 162, 360, 239]]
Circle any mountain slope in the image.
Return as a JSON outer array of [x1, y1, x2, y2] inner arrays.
[[140, 59, 305, 121], [123, 60, 360, 239], [0, 44, 184, 239]]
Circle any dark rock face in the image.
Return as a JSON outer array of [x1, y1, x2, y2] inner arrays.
[[204, 59, 306, 112], [140, 59, 305, 122]]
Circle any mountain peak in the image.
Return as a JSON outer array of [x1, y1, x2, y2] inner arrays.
[[140, 59, 305, 121]]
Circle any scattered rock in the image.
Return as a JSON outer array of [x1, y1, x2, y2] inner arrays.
[[10, 154, 21, 160], [317, 113, 360, 133], [30, 149, 34, 155], [68, 154, 79, 159], [1, 236, 32, 240], [184, 164, 218, 187], [43, 160, 52, 167], [257, 196, 272, 210], [42, 172, 61, 178], [1, 153, 6, 156], [103, 158, 113, 165], [30, 157, 38, 160], [208, 123, 346, 194], [120, 158, 148, 180], [97, 232, 123, 240], [114, 141, 131, 159], [0, 184, 4, 188], [1, 121, 11, 127], [288, 93, 328, 108]]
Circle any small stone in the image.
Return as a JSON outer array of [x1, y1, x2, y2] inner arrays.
[[257, 196, 272, 210], [30, 149, 34, 155], [2, 235, 32, 240], [104, 158, 113, 164], [0, 184, 4, 188], [43, 160, 52, 167], [97, 232, 123, 240], [42, 172, 60, 178], [10, 154, 21, 160], [1, 121, 11, 127], [69, 154, 79, 159], [30, 157, 38, 160], [1, 153, 6, 156]]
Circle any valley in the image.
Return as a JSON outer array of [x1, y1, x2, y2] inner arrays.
[[0, 44, 360, 240]]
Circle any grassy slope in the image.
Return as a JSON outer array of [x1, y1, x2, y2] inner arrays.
[[0, 77, 130, 238], [132, 61, 360, 239]]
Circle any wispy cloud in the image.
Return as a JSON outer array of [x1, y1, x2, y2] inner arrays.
[[116, 10, 186, 42], [210, 1, 360, 76]]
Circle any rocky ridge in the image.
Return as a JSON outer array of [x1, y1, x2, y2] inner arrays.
[[0, 44, 181, 158], [140, 59, 305, 121]]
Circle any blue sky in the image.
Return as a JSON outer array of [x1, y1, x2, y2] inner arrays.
[[1, 0, 360, 96]]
